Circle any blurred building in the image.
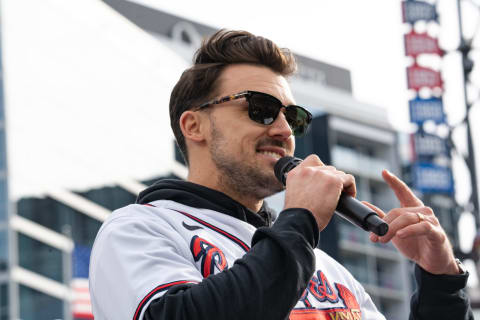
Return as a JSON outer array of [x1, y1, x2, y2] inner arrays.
[[0, 4, 9, 318], [0, 0, 420, 318]]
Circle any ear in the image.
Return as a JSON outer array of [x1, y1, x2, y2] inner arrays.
[[179, 110, 207, 143]]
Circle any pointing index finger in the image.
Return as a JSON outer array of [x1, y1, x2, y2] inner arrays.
[[382, 169, 423, 208]]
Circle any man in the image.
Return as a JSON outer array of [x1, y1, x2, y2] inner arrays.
[[89, 30, 472, 319]]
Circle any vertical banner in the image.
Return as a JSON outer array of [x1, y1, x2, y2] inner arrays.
[[412, 162, 454, 194], [406, 64, 443, 90], [408, 97, 445, 124], [404, 31, 443, 57], [402, 1, 438, 23], [401, 0, 453, 197]]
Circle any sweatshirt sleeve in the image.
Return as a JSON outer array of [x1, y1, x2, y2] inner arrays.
[[409, 264, 474, 320], [143, 208, 318, 320]]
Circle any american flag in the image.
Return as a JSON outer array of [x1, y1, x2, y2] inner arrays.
[[72, 244, 94, 320]]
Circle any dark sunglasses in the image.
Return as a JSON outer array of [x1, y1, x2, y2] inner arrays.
[[194, 91, 312, 136]]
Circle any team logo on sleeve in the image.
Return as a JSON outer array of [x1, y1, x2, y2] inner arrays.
[[190, 235, 228, 278], [291, 270, 362, 320]]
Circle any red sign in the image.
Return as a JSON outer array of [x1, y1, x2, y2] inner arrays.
[[407, 65, 443, 90], [404, 31, 442, 57]]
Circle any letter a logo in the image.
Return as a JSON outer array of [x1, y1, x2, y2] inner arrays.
[[190, 235, 228, 278]]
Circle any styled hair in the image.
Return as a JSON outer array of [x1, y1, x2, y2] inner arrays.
[[169, 29, 297, 165]]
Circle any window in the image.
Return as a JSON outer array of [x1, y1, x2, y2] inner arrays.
[[20, 285, 63, 320], [18, 233, 63, 283], [17, 197, 102, 247], [0, 229, 6, 271], [17, 197, 70, 235], [71, 212, 102, 247], [0, 98, 4, 122], [0, 283, 8, 320], [0, 181, 7, 222], [0, 129, 5, 172], [74, 185, 136, 211]]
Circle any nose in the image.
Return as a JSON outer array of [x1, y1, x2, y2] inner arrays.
[[267, 109, 293, 140]]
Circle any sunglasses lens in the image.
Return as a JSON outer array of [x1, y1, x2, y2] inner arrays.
[[247, 92, 312, 136], [285, 106, 311, 136], [248, 93, 281, 125]]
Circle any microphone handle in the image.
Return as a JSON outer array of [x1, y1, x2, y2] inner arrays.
[[335, 194, 389, 236]]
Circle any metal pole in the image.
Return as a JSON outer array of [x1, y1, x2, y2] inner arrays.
[[457, 0, 480, 225]]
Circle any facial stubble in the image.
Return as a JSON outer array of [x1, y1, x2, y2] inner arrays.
[[209, 120, 285, 202]]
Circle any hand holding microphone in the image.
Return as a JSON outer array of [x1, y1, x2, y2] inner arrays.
[[275, 155, 388, 236]]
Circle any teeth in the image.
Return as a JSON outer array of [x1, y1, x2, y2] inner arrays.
[[258, 151, 282, 159]]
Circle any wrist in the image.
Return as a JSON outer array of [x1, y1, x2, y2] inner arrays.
[[437, 258, 465, 276], [452, 258, 467, 275]]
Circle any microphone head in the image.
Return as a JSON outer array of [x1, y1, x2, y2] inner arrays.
[[365, 214, 389, 236], [274, 156, 302, 186]]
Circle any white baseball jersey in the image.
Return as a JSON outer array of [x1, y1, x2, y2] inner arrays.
[[89, 199, 385, 320]]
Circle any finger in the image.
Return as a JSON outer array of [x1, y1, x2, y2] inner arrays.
[[396, 222, 445, 243], [321, 166, 338, 171], [341, 173, 356, 197], [318, 169, 356, 197], [382, 170, 423, 208], [287, 155, 324, 180], [302, 154, 324, 167], [379, 211, 425, 243], [362, 201, 386, 218], [402, 207, 440, 227]]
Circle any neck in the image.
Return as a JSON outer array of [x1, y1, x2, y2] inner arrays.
[[187, 164, 263, 213]]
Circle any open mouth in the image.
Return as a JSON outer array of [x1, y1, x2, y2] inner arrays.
[[256, 149, 285, 160], [258, 151, 282, 159]]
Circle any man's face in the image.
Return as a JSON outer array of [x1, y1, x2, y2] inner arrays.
[[205, 64, 296, 201]]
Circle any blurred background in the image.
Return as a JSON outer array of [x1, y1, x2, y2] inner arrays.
[[0, 0, 479, 319]]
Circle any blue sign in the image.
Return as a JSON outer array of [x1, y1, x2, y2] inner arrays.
[[413, 162, 454, 194], [412, 132, 448, 158], [73, 244, 92, 278], [409, 97, 445, 124], [402, 1, 438, 24]]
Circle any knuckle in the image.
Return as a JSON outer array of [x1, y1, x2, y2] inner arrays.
[[324, 173, 342, 187], [424, 206, 434, 215], [423, 221, 433, 232], [297, 167, 313, 179], [390, 208, 402, 216], [305, 154, 323, 165], [286, 169, 298, 180], [436, 229, 446, 242], [322, 172, 336, 183]]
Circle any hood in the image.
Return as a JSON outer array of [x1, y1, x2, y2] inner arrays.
[[136, 179, 275, 228]]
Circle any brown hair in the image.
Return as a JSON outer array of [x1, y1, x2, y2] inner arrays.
[[169, 29, 297, 165]]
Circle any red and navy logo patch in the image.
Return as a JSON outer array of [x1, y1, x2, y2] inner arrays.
[[190, 235, 228, 278], [291, 270, 362, 319]]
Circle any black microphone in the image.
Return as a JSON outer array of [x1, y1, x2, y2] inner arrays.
[[274, 156, 389, 236]]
